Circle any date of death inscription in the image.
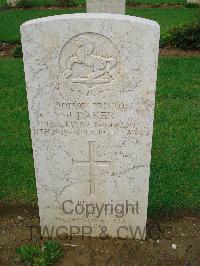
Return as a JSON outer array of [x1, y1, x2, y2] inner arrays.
[[33, 101, 151, 137]]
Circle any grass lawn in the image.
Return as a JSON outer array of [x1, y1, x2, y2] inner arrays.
[[150, 56, 200, 215], [0, 57, 200, 215], [0, 8, 199, 43], [126, 8, 200, 32]]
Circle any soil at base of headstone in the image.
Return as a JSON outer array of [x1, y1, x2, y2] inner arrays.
[[6, 3, 185, 10], [0, 203, 199, 265]]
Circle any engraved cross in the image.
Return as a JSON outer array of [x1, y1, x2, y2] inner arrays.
[[72, 141, 111, 195]]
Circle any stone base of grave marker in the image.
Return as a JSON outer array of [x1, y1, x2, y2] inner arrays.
[[21, 13, 160, 239]]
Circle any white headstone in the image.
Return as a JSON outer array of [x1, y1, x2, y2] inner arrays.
[[21, 13, 160, 239], [187, 0, 200, 4], [87, 0, 126, 14], [7, 0, 18, 6]]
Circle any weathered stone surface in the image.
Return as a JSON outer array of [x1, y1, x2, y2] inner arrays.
[[21, 13, 160, 239], [187, 0, 200, 4], [7, 0, 18, 6], [87, 0, 126, 14]]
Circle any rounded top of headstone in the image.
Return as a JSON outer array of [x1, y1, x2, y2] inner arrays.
[[20, 13, 160, 31]]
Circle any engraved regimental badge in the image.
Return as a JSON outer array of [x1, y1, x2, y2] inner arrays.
[[59, 33, 124, 96]]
